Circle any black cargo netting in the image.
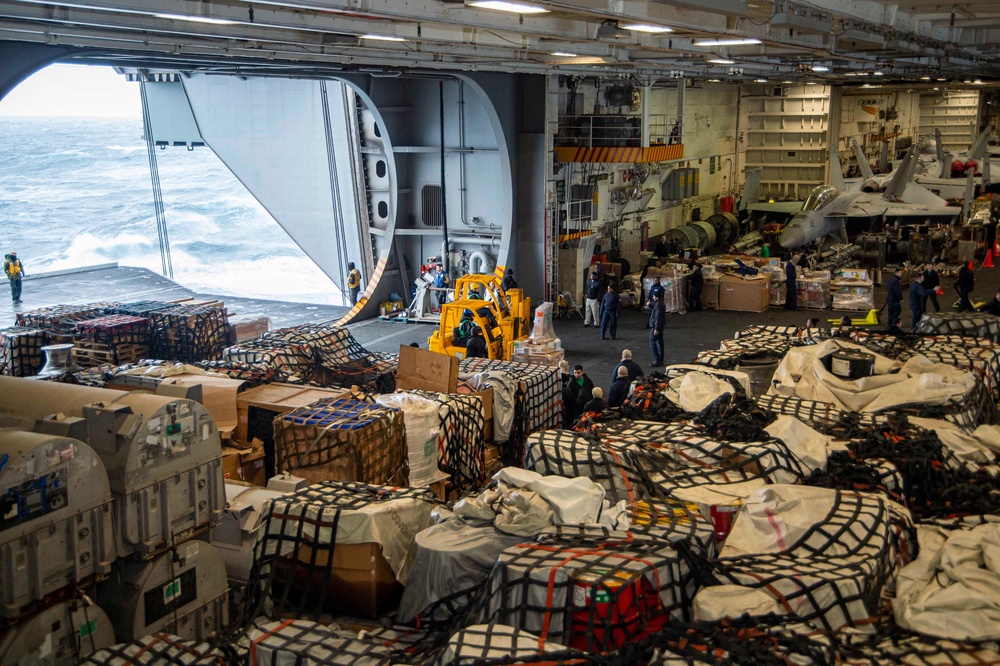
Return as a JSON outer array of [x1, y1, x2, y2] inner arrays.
[[897, 345, 1000, 399], [222, 338, 316, 381], [473, 532, 701, 654], [878, 375, 998, 429], [265, 322, 397, 392], [915, 312, 1000, 341], [434, 623, 597, 666], [148, 304, 230, 362], [618, 374, 685, 422], [243, 620, 395, 666], [16, 302, 121, 341], [806, 415, 1000, 520], [105, 300, 184, 317], [0, 326, 48, 376], [72, 362, 119, 387], [193, 359, 289, 387], [273, 398, 408, 487], [837, 621, 1000, 665], [707, 489, 912, 632], [405, 390, 487, 493], [460, 358, 562, 466], [524, 430, 642, 505], [72, 314, 151, 367], [234, 482, 435, 631], [80, 633, 227, 665], [693, 393, 775, 442]]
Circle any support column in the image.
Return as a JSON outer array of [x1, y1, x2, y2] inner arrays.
[[0, 41, 74, 103]]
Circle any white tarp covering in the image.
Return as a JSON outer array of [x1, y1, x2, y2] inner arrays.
[[670, 372, 735, 413], [460, 371, 516, 443], [770, 339, 976, 412], [910, 417, 1000, 464], [894, 523, 1000, 641], [763, 414, 831, 472], [375, 392, 449, 486]]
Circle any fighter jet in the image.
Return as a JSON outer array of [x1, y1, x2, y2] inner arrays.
[[772, 145, 967, 249]]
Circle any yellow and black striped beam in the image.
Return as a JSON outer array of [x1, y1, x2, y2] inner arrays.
[[554, 144, 683, 163]]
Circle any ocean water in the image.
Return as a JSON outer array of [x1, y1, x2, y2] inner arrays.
[[0, 116, 342, 304]]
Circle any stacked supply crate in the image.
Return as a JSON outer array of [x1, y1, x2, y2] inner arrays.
[[72, 314, 150, 367], [796, 270, 831, 310], [0, 325, 48, 376], [273, 397, 408, 486], [17, 302, 120, 343], [148, 303, 230, 362], [222, 337, 315, 382]]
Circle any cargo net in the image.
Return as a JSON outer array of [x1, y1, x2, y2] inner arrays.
[[756, 394, 882, 438], [896, 345, 1000, 400], [706, 489, 912, 632], [80, 633, 227, 665], [615, 366, 757, 426], [241, 620, 399, 666], [104, 300, 184, 317], [0, 326, 48, 376], [72, 314, 150, 367], [471, 531, 701, 654], [460, 358, 562, 466], [434, 623, 594, 666], [149, 304, 230, 363], [72, 363, 119, 387], [915, 312, 1000, 341], [265, 322, 397, 392], [16, 302, 121, 341], [733, 324, 824, 347], [273, 397, 408, 487], [836, 620, 1000, 665], [613, 422, 808, 491], [235, 482, 435, 628], [222, 338, 316, 382], [192, 359, 289, 387], [407, 390, 487, 493], [806, 414, 1000, 520], [524, 430, 642, 505]]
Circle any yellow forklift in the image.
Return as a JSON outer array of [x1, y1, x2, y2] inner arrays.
[[428, 299, 507, 359], [452, 273, 533, 345]]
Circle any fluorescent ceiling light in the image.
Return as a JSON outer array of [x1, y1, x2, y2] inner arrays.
[[708, 58, 735, 64], [154, 13, 237, 25], [467, 1, 549, 13], [361, 34, 407, 42], [551, 51, 577, 56], [920, 76, 931, 80], [811, 65, 829, 72], [975, 79, 984, 84], [873, 71, 884, 76], [708, 79, 722, 83], [622, 23, 673, 33], [781, 80, 793, 84], [805, 81, 817, 85], [844, 72, 857, 77], [754, 78, 768, 83], [693, 38, 761, 46]]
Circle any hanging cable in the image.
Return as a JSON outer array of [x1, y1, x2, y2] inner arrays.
[[321, 81, 352, 307], [139, 71, 173, 279]]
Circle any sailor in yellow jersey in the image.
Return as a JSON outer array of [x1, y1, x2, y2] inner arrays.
[[3, 250, 24, 304], [347, 262, 362, 305]]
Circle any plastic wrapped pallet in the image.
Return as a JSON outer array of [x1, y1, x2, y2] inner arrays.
[[644, 273, 687, 314], [376, 390, 484, 491], [693, 485, 912, 631], [397, 518, 528, 625], [147, 303, 229, 363], [460, 358, 562, 466], [915, 312, 1000, 342], [831, 278, 875, 311], [80, 634, 226, 665], [0, 325, 48, 376], [274, 398, 408, 487], [73, 314, 150, 367], [16, 302, 120, 342], [247, 621, 394, 666], [0, 430, 116, 619], [795, 270, 831, 310], [0, 599, 116, 665], [481, 532, 698, 653], [248, 482, 435, 619], [222, 338, 315, 382]]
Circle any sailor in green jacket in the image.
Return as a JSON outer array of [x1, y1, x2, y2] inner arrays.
[[3, 251, 23, 303]]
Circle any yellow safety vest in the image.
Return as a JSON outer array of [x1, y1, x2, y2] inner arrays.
[[348, 269, 361, 289]]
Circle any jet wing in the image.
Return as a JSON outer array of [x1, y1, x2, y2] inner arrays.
[[881, 203, 960, 219]]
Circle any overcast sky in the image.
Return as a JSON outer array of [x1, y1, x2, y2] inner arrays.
[[0, 64, 141, 117]]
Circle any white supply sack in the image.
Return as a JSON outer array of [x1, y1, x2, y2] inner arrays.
[[460, 371, 516, 443], [894, 523, 1000, 641], [668, 371, 734, 413], [531, 302, 556, 340], [376, 392, 449, 486], [910, 417, 1000, 464], [764, 414, 831, 473], [495, 467, 606, 525]]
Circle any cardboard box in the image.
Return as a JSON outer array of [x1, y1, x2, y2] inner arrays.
[[285, 541, 403, 618], [235, 383, 349, 442], [395, 345, 458, 394], [718, 275, 770, 313], [221, 439, 267, 486], [227, 314, 270, 345]]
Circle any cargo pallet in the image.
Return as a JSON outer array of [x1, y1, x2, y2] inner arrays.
[[72, 340, 147, 367]]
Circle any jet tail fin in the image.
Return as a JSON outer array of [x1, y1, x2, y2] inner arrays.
[[878, 140, 889, 172], [936, 128, 949, 178], [962, 169, 975, 220], [968, 128, 990, 160], [885, 146, 917, 200], [830, 144, 846, 191], [852, 137, 875, 180]]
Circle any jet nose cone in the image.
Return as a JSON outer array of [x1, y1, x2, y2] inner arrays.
[[779, 223, 806, 249]]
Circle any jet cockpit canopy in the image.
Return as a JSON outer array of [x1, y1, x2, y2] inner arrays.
[[802, 185, 839, 211]]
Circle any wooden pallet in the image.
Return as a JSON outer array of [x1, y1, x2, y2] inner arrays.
[[72, 341, 148, 367]]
